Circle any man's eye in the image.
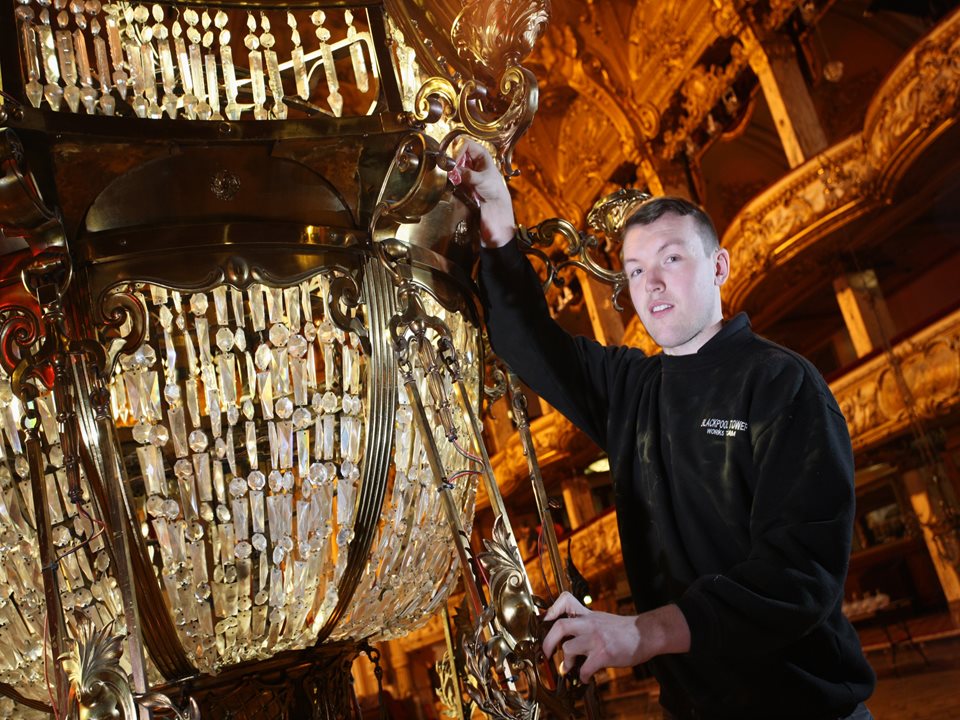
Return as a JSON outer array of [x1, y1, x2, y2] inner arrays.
[[629, 267, 643, 278], [665, 255, 680, 263]]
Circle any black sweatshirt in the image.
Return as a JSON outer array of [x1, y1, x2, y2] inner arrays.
[[479, 241, 875, 720]]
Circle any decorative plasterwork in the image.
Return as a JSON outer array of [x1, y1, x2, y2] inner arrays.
[[660, 40, 751, 160], [722, 7, 960, 312], [832, 307, 960, 455], [625, 1, 721, 110]]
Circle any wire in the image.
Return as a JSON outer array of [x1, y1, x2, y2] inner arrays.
[[451, 437, 482, 465], [446, 469, 481, 485]]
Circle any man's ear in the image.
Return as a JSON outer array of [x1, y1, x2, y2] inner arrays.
[[714, 248, 731, 287]]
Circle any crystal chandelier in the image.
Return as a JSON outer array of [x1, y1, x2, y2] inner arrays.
[[0, 0, 596, 718]]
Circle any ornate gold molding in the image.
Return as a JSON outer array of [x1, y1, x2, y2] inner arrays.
[[832, 307, 960, 454], [390, 510, 623, 654], [451, 0, 550, 80], [722, 7, 960, 313], [661, 40, 751, 160]]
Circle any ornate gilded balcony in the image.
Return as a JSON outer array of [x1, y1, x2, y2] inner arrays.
[[833, 306, 960, 455], [721, 7, 960, 325]]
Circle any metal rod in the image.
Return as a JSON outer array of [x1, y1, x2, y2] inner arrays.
[[71, 354, 150, 696], [402, 364, 486, 621], [451, 376, 534, 597], [318, 258, 397, 642], [506, 371, 569, 596], [26, 422, 68, 712], [97, 417, 150, 693], [505, 370, 603, 720]]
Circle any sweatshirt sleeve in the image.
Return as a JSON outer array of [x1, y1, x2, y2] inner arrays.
[[478, 240, 635, 449], [674, 368, 856, 657]]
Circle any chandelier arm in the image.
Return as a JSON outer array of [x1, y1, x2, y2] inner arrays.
[[24, 390, 70, 711], [518, 221, 627, 312], [442, 347, 532, 599], [504, 370, 568, 598], [315, 255, 398, 643]]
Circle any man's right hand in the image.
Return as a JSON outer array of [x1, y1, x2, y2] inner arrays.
[[452, 139, 516, 248]]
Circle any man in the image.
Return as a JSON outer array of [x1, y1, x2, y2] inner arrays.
[[454, 139, 876, 719]]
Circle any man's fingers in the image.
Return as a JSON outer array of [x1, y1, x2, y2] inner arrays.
[[543, 591, 580, 621], [578, 654, 603, 684], [560, 633, 589, 659], [541, 618, 567, 659]]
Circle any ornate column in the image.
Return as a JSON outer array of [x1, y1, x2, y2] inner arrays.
[[833, 270, 898, 358], [902, 467, 960, 626], [561, 475, 597, 531], [740, 27, 828, 167], [579, 271, 626, 346]]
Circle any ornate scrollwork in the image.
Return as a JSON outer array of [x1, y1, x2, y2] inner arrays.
[[436, 650, 465, 719], [415, 67, 539, 177], [61, 616, 137, 720], [371, 133, 450, 233], [387, 266, 454, 354], [480, 518, 539, 652], [483, 352, 508, 404], [659, 41, 750, 160], [0, 305, 41, 377], [585, 188, 652, 241], [517, 216, 627, 311], [832, 308, 960, 454], [98, 290, 147, 381], [62, 614, 200, 720], [458, 517, 581, 720], [451, 0, 550, 79], [328, 272, 370, 353], [136, 693, 201, 720]]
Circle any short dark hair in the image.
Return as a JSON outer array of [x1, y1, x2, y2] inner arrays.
[[622, 196, 719, 254]]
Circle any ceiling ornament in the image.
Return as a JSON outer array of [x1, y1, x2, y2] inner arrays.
[[660, 41, 750, 159]]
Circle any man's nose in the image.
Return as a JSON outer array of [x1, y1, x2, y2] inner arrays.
[[645, 269, 664, 293]]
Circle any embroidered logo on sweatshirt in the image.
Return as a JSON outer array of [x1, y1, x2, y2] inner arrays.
[[700, 418, 749, 437]]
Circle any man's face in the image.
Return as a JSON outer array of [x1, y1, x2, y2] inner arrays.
[[622, 213, 729, 356]]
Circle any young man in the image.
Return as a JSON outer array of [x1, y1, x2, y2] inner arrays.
[[455, 139, 876, 719]]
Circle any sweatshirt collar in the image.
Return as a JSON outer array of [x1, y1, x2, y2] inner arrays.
[[659, 312, 752, 373]]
